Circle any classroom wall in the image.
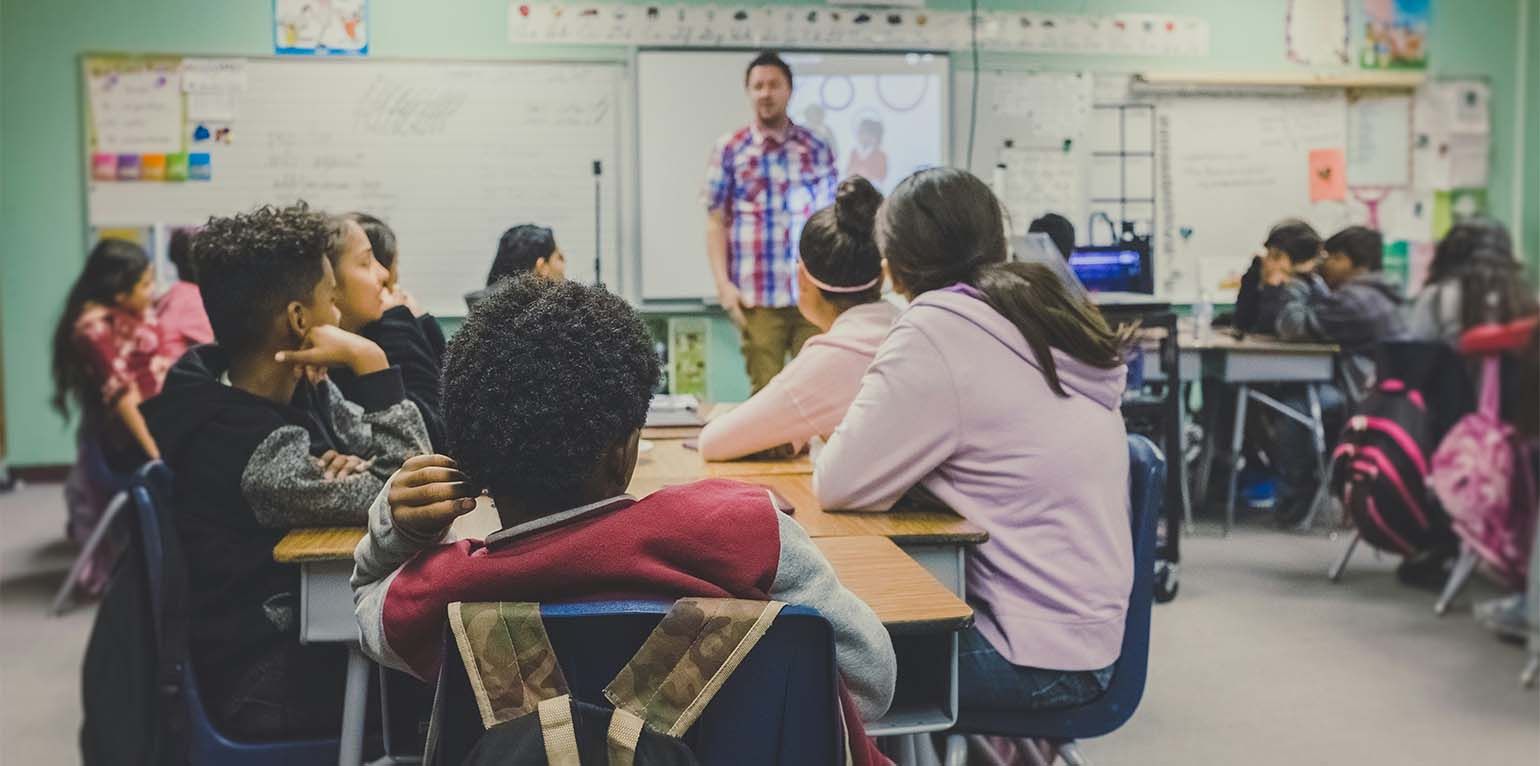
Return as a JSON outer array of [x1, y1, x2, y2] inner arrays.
[[0, 0, 1529, 467], [1525, 0, 1539, 276]]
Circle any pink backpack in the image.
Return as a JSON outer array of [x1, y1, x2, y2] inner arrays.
[[1428, 356, 1538, 589]]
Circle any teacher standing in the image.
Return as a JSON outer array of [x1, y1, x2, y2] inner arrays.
[[703, 51, 839, 392]]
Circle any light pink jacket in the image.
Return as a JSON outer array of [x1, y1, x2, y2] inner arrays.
[[699, 301, 900, 461], [815, 287, 1132, 671]]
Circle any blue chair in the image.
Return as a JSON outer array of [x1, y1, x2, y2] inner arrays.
[[429, 600, 843, 765], [943, 433, 1164, 766], [126, 461, 339, 765]]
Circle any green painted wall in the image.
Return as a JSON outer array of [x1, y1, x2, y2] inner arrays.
[[1525, 0, 1539, 280], [1, 0, 1527, 465]]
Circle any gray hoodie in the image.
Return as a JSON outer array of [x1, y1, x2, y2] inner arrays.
[[1276, 271, 1406, 356]]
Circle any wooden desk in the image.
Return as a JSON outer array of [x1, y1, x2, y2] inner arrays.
[[274, 527, 972, 742], [1159, 323, 1341, 533], [633, 437, 812, 481], [629, 472, 985, 596]]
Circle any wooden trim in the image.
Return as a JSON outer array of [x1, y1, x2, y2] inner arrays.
[[1135, 70, 1426, 90]]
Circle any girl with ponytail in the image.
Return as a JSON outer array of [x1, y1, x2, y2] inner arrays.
[[816, 167, 1136, 713], [698, 176, 901, 460]]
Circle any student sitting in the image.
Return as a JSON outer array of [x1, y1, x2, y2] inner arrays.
[[351, 275, 895, 765], [1276, 225, 1406, 371], [1230, 220, 1324, 334], [462, 223, 566, 310], [814, 168, 1132, 715], [1265, 225, 1407, 524], [156, 228, 214, 362], [140, 203, 429, 739], [333, 212, 448, 449], [52, 239, 170, 595], [1028, 212, 1075, 261], [697, 177, 899, 461], [1405, 218, 1537, 343]]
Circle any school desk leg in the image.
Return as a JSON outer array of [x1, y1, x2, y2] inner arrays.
[[1224, 384, 1250, 535], [339, 644, 370, 766]]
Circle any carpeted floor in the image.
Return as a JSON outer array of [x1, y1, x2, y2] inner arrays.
[[2, 481, 1536, 764]]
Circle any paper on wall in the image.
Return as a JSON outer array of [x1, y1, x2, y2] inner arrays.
[[89, 68, 184, 155], [999, 145, 1085, 239], [1285, 0, 1349, 65], [989, 72, 1092, 149], [1446, 132, 1490, 188], [1347, 92, 1411, 187]]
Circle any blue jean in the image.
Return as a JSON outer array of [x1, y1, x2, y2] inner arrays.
[[957, 627, 1114, 712]]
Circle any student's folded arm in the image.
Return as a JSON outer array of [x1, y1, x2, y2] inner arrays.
[[814, 324, 958, 512], [322, 372, 431, 478], [697, 364, 812, 461], [367, 307, 447, 448], [351, 473, 446, 674], [1275, 277, 1328, 341], [240, 425, 390, 528], [768, 511, 895, 721]]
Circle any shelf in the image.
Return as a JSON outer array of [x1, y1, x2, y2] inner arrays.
[[1134, 70, 1426, 90]]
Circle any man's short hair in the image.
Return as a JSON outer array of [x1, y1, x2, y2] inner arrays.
[[1264, 220, 1324, 265], [443, 275, 660, 498], [1324, 226, 1384, 272], [1028, 213, 1076, 260], [194, 203, 334, 355], [745, 51, 793, 89]]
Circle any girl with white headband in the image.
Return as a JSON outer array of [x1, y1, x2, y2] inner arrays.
[[697, 176, 899, 461]]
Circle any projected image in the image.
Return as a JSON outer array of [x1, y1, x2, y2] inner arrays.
[[785, 53, 947, 195]]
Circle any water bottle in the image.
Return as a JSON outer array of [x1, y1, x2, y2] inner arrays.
[[1195, 290, 1214, 343]]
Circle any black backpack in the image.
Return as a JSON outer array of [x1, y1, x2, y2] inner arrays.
[[428, 599, 825, 766], [1329, 342, 1474, 555]]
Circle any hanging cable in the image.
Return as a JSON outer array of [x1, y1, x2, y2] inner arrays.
[[965, 0, 981, 171]]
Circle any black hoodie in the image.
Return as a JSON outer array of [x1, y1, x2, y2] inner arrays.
[[329, 305, 448, 450], [140, 345, 429, 697]]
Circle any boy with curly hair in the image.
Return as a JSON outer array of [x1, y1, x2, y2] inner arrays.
[[140, 202, 430, 738], [351, 275, 895, 764]]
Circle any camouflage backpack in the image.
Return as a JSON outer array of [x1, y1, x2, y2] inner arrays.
[[428, 599, 788, 766]]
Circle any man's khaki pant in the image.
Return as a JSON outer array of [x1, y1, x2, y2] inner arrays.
[[739, 306, 821, 392]]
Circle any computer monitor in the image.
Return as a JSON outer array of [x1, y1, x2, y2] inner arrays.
[[1069, 242, 1154, 295]]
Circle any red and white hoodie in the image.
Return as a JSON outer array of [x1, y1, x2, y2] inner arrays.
[[351, 477, 895, 764]]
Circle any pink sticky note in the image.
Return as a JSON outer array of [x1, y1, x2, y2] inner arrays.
[[1309, 148, 1347, 202], [91, 153, 117, 181]]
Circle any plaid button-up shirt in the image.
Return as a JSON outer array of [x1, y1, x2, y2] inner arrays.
[[703, 122, 838, 308]]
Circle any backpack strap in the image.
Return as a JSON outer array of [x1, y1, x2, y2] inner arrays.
[[603, 598, 785, 739], [448, 601, 570, 729], [536, 695, 582, 766]]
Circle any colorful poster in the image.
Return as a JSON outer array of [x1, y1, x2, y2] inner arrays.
[[275, 0, 368, 56], [1309, 148, 1348, 202], [1360, 0, 1429, 69]]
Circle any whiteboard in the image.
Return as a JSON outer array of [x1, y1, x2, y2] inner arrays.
[[86, 57, 625, 316], [1152, 92, 1350, 301], [636, 50, 949, 302]]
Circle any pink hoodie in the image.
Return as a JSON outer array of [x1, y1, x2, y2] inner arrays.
[[699, 301, 900, 461], [815, 287, 1132, 671]]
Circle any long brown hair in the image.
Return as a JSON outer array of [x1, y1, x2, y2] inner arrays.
[[877, 167, 1128, 397], [51, 239, 150, 416]]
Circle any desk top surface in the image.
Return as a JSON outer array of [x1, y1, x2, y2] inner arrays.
[[634, 436, 812, 479], [273, 529, 971, 631], [1185, 331, 1339, 354], [628, 472, 986, 544]]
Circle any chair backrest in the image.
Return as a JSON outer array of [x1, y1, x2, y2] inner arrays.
[[124, 461, 337, 765], [430, 600, 842, 766], [993, 432, 1164, 739]]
